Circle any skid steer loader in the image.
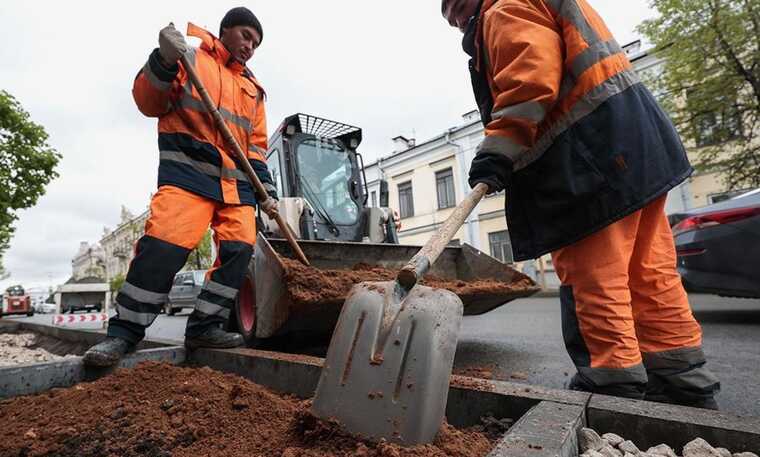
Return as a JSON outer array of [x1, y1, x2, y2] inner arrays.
[[228, 114, 538, 349]]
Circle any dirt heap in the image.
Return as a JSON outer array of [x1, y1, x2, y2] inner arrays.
[[0, 362, 498, 457], [282, 258, 534, 311]]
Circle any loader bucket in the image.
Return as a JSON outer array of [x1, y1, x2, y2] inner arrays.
[[247, 236, 538, 341]]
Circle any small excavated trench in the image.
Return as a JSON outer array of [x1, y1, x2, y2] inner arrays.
[[0, 329, 88, 367], [0, 361, 508, 457]]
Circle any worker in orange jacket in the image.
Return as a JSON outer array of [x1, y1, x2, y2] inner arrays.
[[85, 7, 277, 366], [443, 0, 720, 408]]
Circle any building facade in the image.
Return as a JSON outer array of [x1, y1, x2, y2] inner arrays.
[[363, 41, 731, 289], [100, 206, 149, 284], [70, 241, 105, 281]]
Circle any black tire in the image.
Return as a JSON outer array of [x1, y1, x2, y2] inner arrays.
[[168, 307, 177, 316], [26, 309, 34, 317]]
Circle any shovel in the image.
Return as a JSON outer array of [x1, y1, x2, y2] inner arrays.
[[312, 182, 490, 445], [178, 49, 309, 267]]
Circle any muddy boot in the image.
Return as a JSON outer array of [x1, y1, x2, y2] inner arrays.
[[567, 372, 646, 400], [185, 326, 244, 350], [83, 337, 135, 367]]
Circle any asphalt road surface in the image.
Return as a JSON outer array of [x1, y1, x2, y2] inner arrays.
[[10, 293, 759, 417], [455, 293, 760, 418]]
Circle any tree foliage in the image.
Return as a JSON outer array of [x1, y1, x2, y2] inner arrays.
[[0, 91, 61, 272], [109, 273, 126, 293], [185, 230, 214, 271], [639, 0, 760, 190]]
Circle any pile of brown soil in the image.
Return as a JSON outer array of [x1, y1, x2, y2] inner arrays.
[[281, 259, 533, 312], [0, 362, 497, 457], [453, 365, 530, 383]]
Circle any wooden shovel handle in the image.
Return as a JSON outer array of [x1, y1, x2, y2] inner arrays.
[[397, 183, 489, 289], [180, 53, 310, 266]]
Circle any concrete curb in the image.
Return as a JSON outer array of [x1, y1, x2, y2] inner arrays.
[[588, 394, 760, 454], [0, 346, 186, 399], [1, 326, 759, 456], [488, 401, 584, 457]]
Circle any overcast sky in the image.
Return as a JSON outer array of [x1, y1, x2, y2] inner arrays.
[[0, 1, 656, 291]]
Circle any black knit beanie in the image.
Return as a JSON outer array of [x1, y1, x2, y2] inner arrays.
[[219, 7, 263, 43]]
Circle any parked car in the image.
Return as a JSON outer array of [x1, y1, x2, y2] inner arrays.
[[61, 293, 104, 313], [166, 270, 207, 315], [671, 189, 760, 298], [35, 302, 58, 314]]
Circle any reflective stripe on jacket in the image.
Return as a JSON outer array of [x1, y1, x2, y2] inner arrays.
[[466, 0, 692, 261], [133, 23, 275, 206]]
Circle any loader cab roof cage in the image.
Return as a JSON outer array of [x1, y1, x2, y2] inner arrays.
[[5, 285, 25, 296], [277, 113, 363, 149]]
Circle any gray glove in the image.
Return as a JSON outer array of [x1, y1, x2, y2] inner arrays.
[[158, 23, 188, 65]]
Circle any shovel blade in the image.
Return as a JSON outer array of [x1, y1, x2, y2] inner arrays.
[[312, 281, 463, 445]]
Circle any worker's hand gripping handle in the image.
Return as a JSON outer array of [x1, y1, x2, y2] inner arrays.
[[178, 51, 310, 266], [397, 183, 489, 290]]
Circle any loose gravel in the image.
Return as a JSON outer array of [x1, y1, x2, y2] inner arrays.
[[0, 333, 76, 367], [578, 427, 758, 457]]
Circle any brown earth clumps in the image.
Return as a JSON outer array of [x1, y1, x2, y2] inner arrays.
[[281, 258, 533, 312], [0, 362, 498, 457]]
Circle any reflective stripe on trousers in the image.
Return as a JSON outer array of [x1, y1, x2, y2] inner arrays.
[[552, 195, 718, 394]]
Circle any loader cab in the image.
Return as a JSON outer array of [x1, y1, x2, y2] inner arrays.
[[265, 114, 397, 243]]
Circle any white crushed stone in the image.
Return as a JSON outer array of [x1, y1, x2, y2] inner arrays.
[[579, 430, 757, 457], [0, 333, 73, 367], [648, 443, 679, 457], [603, 433, 625, 447], [580, 428, 606, 453]]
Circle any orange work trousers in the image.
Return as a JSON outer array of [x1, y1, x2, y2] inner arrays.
[[551, 195, 719, 400], [108, 185, 256, 343]]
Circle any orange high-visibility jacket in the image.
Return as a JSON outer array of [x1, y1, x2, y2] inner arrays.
[[133, 23, 274, 206], [466, 0, 691, 260]]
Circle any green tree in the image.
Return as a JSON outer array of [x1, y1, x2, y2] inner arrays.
[[109, 273, 126, 293], [0, 90, 61, 271], [185, 230, 214, 271], [639, 0, 760, 190]]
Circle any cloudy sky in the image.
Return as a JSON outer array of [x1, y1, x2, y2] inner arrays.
[[0, 1, 656, 290]]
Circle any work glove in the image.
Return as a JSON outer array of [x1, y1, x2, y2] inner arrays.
[[265, 187, 279, 202], [158, 23, 188, 65], [260, 197, 279, 219], [468, 152, 514, 194]]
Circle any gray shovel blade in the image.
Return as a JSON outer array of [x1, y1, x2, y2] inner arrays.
[[311, 281, 463, 445]]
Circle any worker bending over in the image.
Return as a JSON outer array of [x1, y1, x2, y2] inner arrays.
[[442, 0, 720, 408]]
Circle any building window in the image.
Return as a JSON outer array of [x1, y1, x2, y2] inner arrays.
[[708, 189, 750, 204], [489, 230, 513, 263], [398, 181, 414, 219], [436, 168, 456, 209], [370, 191, 377, 208], [695, 110, 741, 147]]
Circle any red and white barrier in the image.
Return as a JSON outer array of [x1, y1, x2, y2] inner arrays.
[[52, 313, 108, 329]]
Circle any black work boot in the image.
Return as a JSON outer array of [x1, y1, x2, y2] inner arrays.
[[83, 337, 135, 367], [185, 326, 244, 350], [567, 372, 646, 400]]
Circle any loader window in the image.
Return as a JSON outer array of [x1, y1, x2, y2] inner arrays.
[[267, 148, 282, 193], [296, 139, 359, 225]]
